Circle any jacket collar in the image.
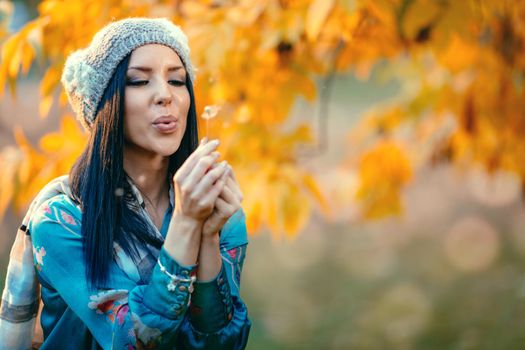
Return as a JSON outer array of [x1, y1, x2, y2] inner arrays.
[[123, 174, 175, 214]]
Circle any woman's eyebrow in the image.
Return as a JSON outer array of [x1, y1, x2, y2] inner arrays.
[[127, 65, 185, 72]]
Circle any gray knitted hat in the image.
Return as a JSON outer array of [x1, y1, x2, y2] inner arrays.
[[61, 17, 195, 130]]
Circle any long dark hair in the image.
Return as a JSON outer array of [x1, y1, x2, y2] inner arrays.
[[70, 53, 199, 289]]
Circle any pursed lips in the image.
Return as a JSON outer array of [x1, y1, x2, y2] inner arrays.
[[152, 115, 178, 133], [153, 115, 178, 124]]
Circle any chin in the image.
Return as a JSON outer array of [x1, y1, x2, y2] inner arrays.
[[155, 141, 183, 157]]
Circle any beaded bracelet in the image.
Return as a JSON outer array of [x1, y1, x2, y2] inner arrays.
[[157, 259, 197, 293]]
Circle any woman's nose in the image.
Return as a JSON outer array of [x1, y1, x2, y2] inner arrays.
[[154, 81, 173, 106]]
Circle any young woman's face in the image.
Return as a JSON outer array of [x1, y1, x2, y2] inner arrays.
[[124, 44, 190, 157]]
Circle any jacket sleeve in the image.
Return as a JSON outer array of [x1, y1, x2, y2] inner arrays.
[[176, 209, 251, 349], [29, 194, 200, 349]]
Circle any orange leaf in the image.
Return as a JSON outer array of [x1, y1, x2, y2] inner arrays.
[[20, 42, 35, 74], [306, 0, 336, 41], [301, 173, 330, 217], [282, 184, 311, 238], [40, 66, 61, 97], [39, 95, 53, 119], [39, 132, 63, 153], [6, 36, 22, 78]]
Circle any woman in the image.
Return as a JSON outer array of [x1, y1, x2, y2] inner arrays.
[[26, 17, 250, 349]]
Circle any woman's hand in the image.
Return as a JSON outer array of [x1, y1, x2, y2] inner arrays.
[[201, 164, 244, 238], [172, 139, 229, 225]]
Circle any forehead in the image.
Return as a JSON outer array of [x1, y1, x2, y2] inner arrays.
[[128, 44, 183, 66]]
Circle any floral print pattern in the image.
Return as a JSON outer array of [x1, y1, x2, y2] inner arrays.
[[87, 289, 129, 324], [33, 246, 46, 271]]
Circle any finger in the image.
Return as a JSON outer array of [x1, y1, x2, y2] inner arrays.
[[226, 176, 241, 195], [181, 139, 219, 173], [200, 137, 208, 145], [175, 139, 220, 180], [218, 184, 237, 205], [224, 176, 243, 202], [178, 148, 220, 188], [200, 165, 230, 204], [192, 161, 229, 199], [187, 139, 219, 165], [203, 196, 232, 233], [227, 164, 239, 183], [214, 196, 237, 222], [203, 151, 220, 173], [182, 152, 221, 190], [214, 196, 231, 214], [226, 166, 243, 201], [204, 152, 220, 173], [182, 152, 220, 183]]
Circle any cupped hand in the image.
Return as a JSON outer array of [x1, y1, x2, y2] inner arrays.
[[172, 138, 230, 225], [202, 164, 243, 238]]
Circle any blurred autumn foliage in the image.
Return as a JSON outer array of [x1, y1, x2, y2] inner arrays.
[[0, 0, 524, 236]]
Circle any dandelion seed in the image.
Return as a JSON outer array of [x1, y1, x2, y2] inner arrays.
[[201, 105, 220, 120], [201, 105, 221, 138]]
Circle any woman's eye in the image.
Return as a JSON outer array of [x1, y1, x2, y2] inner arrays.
[[169, 80, 185, 86], [126, 80, 148, 86]]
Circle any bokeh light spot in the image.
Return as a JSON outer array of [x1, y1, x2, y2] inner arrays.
[[444, 216, 500, 272]]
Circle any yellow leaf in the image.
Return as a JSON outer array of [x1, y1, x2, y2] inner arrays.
[[282, 184, 311, 238], [263, 183, 280, 233], [226, 2, 265, 26], [39, 114, 86, 153], [435, 34, 479, 73], [356, 141, 412, 219], [244, 197, 262, 234], [20, 43, 33, 74], [301, 173, 330, 217], [0, 65, 6, 96], [59, 89, 69, 106], [292, 72, 317, 101], [13, 126, 32, 151], [40, 66, 60, 97], [179, 1, 209, 18], [402, 0, 441, 41], [6, 36, 22, 78], [1, 18, 43, 95], [39, 133, 63, 153], [306, 0, 336, 41], [62, 114, 82, 135], [39, 95, 53, 119]]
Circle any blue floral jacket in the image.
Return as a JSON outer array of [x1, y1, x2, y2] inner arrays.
[[25, 176, 250, 349]]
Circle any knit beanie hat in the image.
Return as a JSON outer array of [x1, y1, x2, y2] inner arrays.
[[61, 17, 195, 130]]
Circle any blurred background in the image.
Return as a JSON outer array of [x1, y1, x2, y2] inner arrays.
[[1, 0, 525, 349]]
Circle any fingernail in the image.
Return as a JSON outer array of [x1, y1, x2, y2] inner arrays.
[[212, 139, 220, 146], [221, 160, 228, 167], [200, 137, 208, 145]]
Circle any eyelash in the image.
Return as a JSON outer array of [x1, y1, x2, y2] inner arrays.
[[126, 80, 185, 87]]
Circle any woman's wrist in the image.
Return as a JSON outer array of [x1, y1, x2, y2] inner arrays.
[[172, 211, 203, 229], [200, 231, 220, 245], [164, 213, 203, 266], [196, 232, 221, 281]]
